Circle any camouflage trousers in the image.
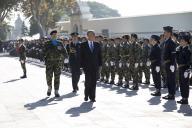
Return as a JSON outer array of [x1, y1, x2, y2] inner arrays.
[[109, 66, 116, 81], [138, 64, 150, 83], [101, 65, 110, 80], [117, 64, 126, 83], [46, 60, 62, 90], [128, 63, 139, 85]]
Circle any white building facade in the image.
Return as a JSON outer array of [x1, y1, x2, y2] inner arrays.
[[56, 11, 192, 38]]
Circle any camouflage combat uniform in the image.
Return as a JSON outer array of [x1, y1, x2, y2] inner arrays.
[[44, 40, 66, 92]]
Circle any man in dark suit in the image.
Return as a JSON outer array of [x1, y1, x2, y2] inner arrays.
[[162, 26, 177, 100], [80, 31, 102, 102], [66, 32, 81, 93]]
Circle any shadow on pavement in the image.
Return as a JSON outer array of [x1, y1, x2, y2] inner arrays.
[[24, 97, 57, 110], [54, 92, 79, 101], [65, 102, 95, 117], [148, 96, 161, 105], [3, 78, 21, 84], [177, 105, 192, 116], [163, 100, 177, 112]]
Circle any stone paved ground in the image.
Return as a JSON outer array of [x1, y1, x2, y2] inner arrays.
[[0, 56, 192, 128]]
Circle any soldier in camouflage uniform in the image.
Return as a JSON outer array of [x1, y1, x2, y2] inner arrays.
[[17, 39, 27, 78], [100, 38, 108, 82], [103, 39, 111, 83], [129, 34, 141, 90], [117, 37, 127, 86], [43, 30, 67, 97], [138, 41, 143, 83], [139, 39, 151, 84], [122, 35, 131, 88], [108, 39, 119, 84]]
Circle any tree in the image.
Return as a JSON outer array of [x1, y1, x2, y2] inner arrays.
[[0, 22, 10, 40], [0, 0, 21, 23], [21, 21, 28, 36], [21, 0, 75, 37], [87, 2, 121, 18], [29, 18, 39, 36]]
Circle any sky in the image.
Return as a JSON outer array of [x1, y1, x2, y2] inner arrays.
[[83, 0, 192, 17], [9, 0, 192, 26]]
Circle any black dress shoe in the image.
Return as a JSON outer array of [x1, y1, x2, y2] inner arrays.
[[151, 91, 161, 96], [55, 93, 60, 98], [90, 99, 96, 102], [72, 90, 77, 93], [129, 85, 139, 90], [84, 97, 88, 101], [177, 99, 188, 104], [123, 84, 129, 88], [162, 95, 175, 100], [117, 82, 123, 87], [20, 75, 27, 79], [109, 81, 114, 85], [104, 80, 109, 83]]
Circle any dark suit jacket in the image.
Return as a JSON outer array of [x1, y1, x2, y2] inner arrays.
[[80, 41, 102, 73], [66, 42, 81, 70], [149, 44, 161, 67], [163, 38, 176, 65]]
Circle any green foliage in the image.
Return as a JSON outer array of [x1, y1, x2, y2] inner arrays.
[[29, 18, 40, 36], [0, 22, 10, 40], [0, 0, 21, 22], [87, 1, 121, 18]]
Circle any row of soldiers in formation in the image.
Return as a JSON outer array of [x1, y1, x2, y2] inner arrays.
[[14, 26, 192, 104]]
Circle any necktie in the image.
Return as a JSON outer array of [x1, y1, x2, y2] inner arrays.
[[90, 42, 94, 52]]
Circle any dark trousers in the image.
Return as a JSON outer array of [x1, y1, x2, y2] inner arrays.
[[165, 64, 176, 95], [84, 70, 97, 100], [179, 68, 190, 99], [20, 62, 26, 75], [71, 67, 80, 90], [151, 66, 161, 90]]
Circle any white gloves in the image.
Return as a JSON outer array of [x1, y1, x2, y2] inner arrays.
[[155, 66, 160, 73], [184, 72, 189, 78], [64, 58, 69, 63], [20, 60, 25, 64], [146, 61, 151, 66], [110, 61, 114, 66], [105, 62, 109, 67], [119, 63, 122, 68], [126, 63, 130, 67], [135, 63, 139, 68], [170, 65, 175, 72], [140, 63, 143, 67]]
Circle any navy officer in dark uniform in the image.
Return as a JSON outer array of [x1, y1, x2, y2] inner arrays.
[[176, 32, 191, 104], [149, 35, 162, 96], [162, 26, 177, 100], [66, 32, 81, 93]]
